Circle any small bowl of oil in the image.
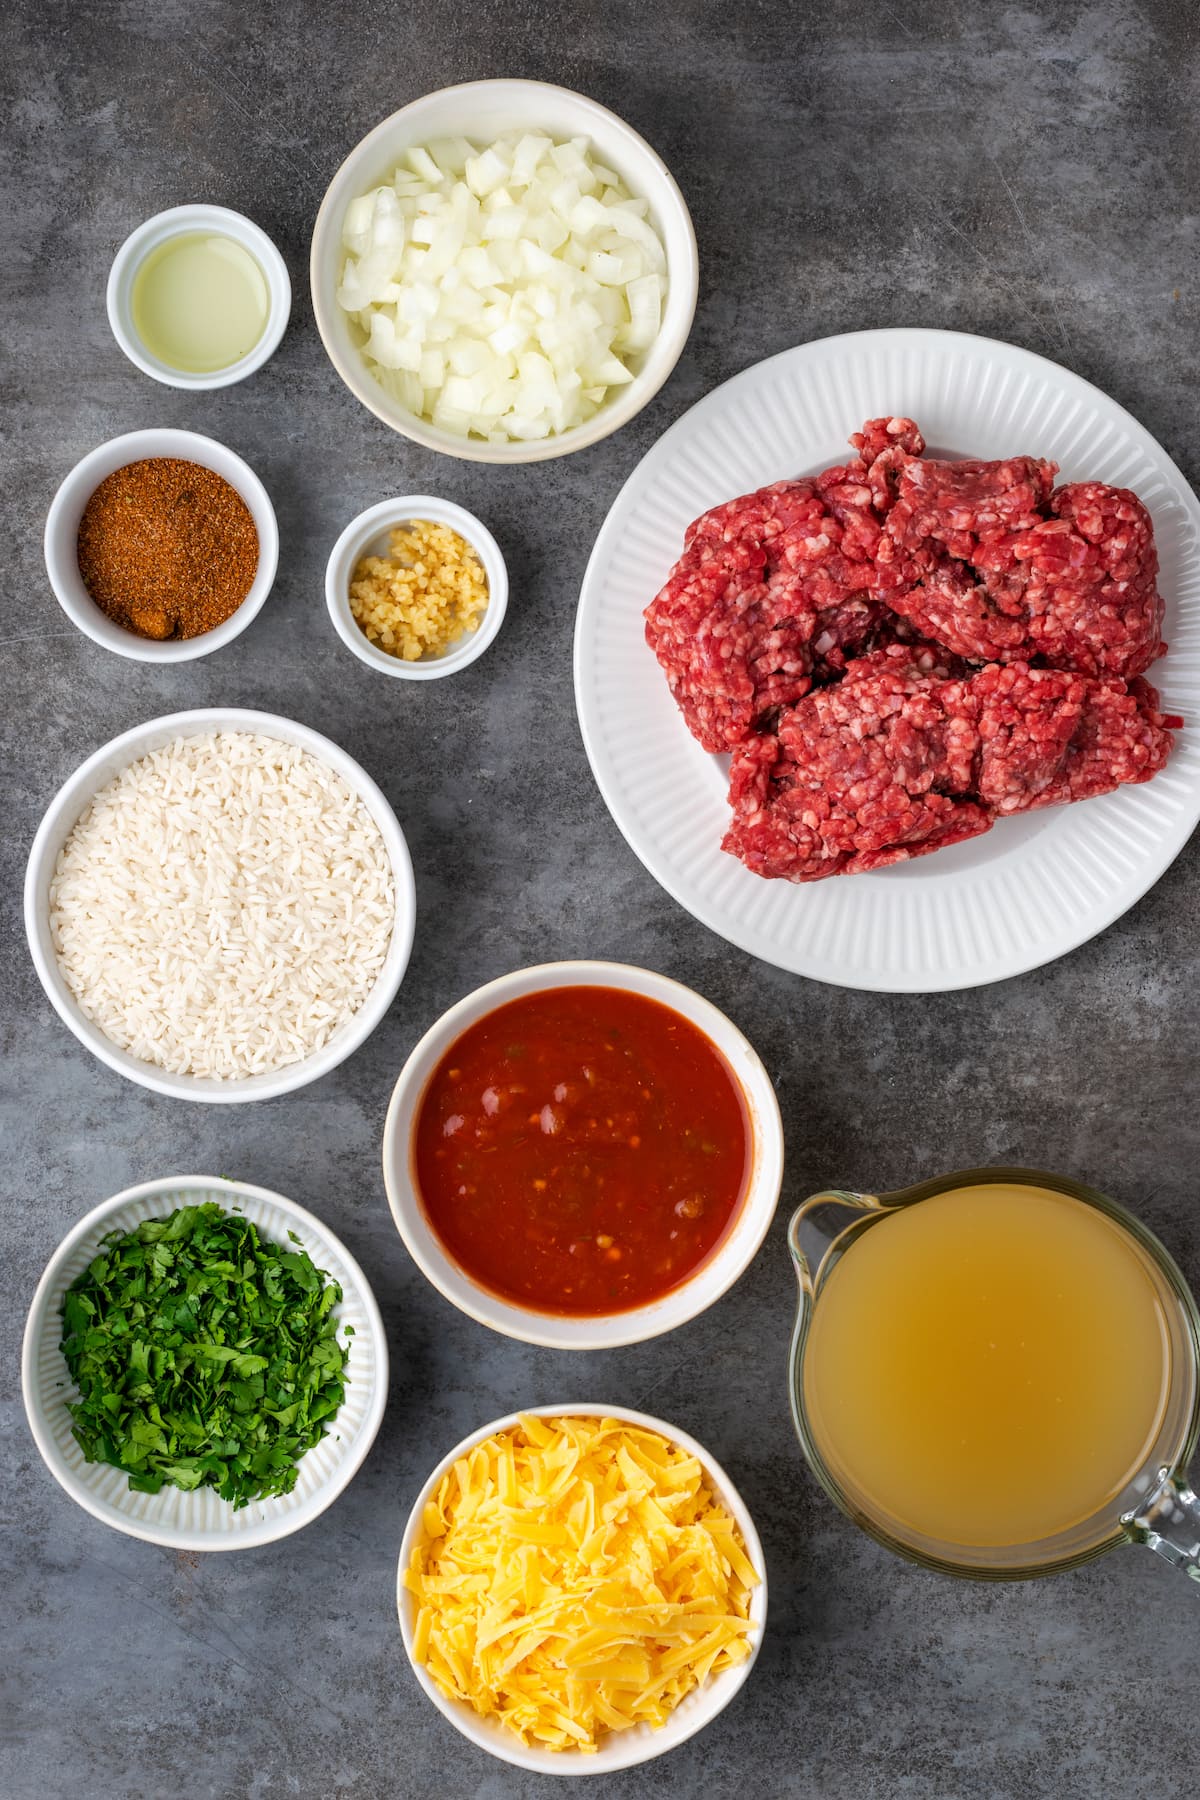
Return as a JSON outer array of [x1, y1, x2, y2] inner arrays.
[[107, 204, 291, 390]]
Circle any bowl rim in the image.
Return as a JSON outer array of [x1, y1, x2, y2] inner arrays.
[[324, 494, 509, 679], [309, 77, 699, 464], [22, 1173, 390, 1551], [106, 202, 292, 391], [395, 1401, 768, 1774], [43, 426, 281, 663], [381, 959, 784, 1347], [24, 707, 416, 1102]]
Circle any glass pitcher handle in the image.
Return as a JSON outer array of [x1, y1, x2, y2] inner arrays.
[[787, 1189, 882, 1291], [1124, 1470, 1200, 1581]]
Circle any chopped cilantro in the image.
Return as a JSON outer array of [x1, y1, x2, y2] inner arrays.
[[60, 1204, 349, 1509]]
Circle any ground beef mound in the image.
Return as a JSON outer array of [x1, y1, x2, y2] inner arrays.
[[1019, 673, 1178, 808], [646, 418, 1175, 881], [722, 653, 992, 882], [723, 658, 1175, 883], [878, 460, 1164, 677], [643, 417, 924, 751]]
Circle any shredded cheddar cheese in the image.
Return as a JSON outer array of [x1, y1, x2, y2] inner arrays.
[[404, 1414, 759, 1752]]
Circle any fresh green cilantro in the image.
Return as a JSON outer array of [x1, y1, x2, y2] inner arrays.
[[60, 1204, 349, 1509]]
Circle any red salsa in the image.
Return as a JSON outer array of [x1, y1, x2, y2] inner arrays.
[[412, 986, 751, 1316]]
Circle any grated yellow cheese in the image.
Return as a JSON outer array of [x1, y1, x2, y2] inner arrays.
[[404, 1414, 759, 1753]]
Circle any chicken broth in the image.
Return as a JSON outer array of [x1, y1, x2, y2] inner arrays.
[[802, 1182, 1174, 1549]]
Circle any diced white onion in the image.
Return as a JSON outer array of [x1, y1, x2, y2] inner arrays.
[[337, 130, 668, 442]]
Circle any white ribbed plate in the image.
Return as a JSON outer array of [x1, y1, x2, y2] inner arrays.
[[22, 1175, 388, 1550], [574, 328, 1200, 991]]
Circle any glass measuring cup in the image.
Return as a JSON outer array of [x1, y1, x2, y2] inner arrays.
[[787, 1167, 1200, 1581]]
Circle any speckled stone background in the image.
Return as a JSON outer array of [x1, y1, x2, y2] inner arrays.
[[4, 2, 1200, 1795]]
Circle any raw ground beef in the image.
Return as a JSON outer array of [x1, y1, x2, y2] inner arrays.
[[879, 459, 1164, 678], [643, 417, 924, 751], [645, 416, 1175, 882], [1019, 673, 1179, 809], [723, 658, 1175, 883], [839, 636, 971, 685], [722, 654, 992, 882], [966, 662, 1088, 812]]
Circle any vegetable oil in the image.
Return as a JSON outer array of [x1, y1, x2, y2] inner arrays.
[[131, 232, 269, 374]]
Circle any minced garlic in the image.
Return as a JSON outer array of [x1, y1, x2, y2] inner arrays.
[[349, 519, 489, 661]]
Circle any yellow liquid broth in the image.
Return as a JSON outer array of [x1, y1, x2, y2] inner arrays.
[[802, 1184, 1173, 1550]]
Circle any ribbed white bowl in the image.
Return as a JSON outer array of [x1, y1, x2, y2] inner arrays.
[[22, 1176, 388, 1550], [397, 1404, 767, 1775], [574, 327, 1200, 992]]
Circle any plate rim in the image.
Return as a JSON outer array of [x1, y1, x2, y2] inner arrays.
[[574, 325, 1200, 992]]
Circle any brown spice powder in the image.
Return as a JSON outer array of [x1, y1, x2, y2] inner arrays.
[[77, 457, 260, 640]]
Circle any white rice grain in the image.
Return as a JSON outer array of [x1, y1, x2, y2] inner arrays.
[[49, 731, 396, 1080]]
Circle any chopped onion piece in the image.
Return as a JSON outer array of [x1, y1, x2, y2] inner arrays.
[[338, 129, 669, 441], [586, 249, 627, 286], [511, 132, 552, 184], [488, 320, 526, 355], [405, 145, 443, 184], [428, 136, 474, 177], [483, 205, 527, 242], [465, 146, 511, 197], [621, 273, 663, 351]]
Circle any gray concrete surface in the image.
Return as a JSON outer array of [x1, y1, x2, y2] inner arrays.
[[4, 1, 1200, 1795]]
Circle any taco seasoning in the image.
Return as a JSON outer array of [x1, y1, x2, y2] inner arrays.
[[76, 458, 259, 640]]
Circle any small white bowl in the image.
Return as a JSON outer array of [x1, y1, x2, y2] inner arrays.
[[25, 708, 416, 1103], [44, 427, 280, 663], [382, 960, 784, 1349], [326, 496, 508, 680], [107, 203, 291, 389], [23, 1175, 388, 1551], [397, 1403, 767, 1774], [310, 79, 699, 464]]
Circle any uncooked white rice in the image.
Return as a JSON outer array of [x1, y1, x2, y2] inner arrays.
[[49, 730, 396, 1080]]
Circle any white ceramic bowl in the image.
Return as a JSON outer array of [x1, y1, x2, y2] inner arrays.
[[23, 1175, 388, 1551], [107, 203, 291, 389], [397, 1403, 767, 1774], [44, 428, 280, 663], [326, 495, 509, 679], [382, 960, 783, 1348], [310, 79, 698, 464], [25, 707, 416, 1103]]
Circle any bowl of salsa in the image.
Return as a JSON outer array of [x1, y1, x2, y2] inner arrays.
[[382, 961, 784, 1348]]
